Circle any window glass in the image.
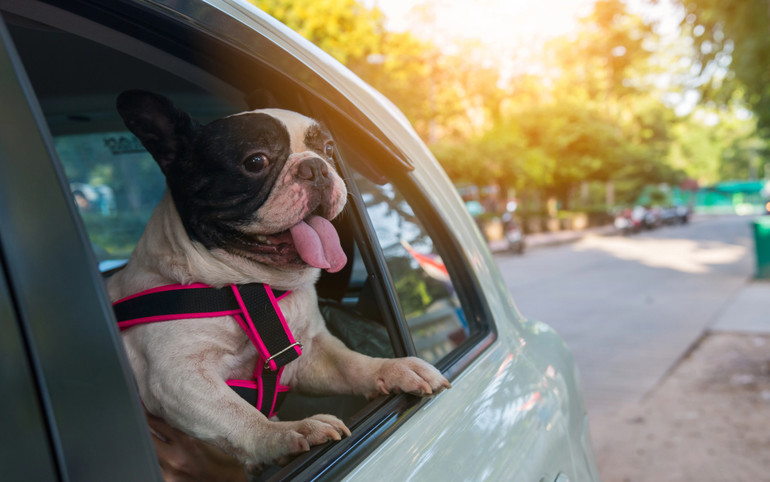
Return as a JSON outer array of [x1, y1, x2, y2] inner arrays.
[[56, 132, 165, 270], [354, 172, 470, 363]]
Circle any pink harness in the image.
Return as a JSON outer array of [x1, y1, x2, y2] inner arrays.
[[112, 282, 302, 418]]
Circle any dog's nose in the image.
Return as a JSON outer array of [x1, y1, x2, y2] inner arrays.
[[297, 157, 330, 185]]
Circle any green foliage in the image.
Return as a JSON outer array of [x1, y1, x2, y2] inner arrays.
[[668, 109, 765, 184], [252, 0, 384, 64], [678, 0, 770, 132], [674, 0, 770, 182], [431, 0, 684, 207], [254, 0, 755, 213]]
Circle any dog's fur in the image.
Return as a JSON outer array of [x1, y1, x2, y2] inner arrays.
[[107, 91, 450, 469]]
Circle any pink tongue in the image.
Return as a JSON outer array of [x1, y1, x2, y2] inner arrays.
[[288, 216, 347, 272]]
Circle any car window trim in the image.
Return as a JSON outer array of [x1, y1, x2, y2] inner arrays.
[[330, 148, 417, 359], [318, 121, 498, 375], [369, 167, 498, 375]]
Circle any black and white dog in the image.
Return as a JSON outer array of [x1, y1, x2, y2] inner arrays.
[[107, 90, 450, 472]]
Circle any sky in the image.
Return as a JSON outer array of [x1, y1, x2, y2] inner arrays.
[[367, 0, 598, 69], [368, 0, 681, 45], [371, 0, 598, 46], [365, 0, 683, 81], [365, 0, 601, 83]]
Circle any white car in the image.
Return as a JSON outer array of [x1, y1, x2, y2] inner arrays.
[[0, 1, 599, 480]]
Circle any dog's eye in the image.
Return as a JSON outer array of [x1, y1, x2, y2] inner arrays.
[[324, 141, 335, 160], [243, 154, 269, 172]]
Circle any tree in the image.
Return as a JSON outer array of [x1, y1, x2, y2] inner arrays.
[[677, 0, 770, 133], [255, 0, 688, 209], [500, 0, 682, 206], [250, 0, 503, 141]]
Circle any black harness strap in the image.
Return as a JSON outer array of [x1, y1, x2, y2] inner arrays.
[[234, 284, 300, 370], [113, 283, 297, 418]]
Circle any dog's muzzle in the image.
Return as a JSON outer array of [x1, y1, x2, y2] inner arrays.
[[296, 156, 331, 188]]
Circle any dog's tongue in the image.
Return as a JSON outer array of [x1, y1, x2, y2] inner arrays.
[[289, 216, 347, 272]]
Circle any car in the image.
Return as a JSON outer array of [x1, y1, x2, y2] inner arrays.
[[0, 1, 599, 481]]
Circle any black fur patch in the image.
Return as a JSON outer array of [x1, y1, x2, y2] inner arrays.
[[168, 113, 292, 249]]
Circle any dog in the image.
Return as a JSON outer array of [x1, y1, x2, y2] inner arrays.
[[107, 90, 451, 473]]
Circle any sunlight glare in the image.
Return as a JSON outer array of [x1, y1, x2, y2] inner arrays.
[[372, 0, 596, 51], [575, 235, 747, 274]]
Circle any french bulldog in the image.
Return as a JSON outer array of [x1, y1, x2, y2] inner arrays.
[[107, 90, 450, 472]]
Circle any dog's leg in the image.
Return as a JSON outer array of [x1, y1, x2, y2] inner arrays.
[[146, 374, 350, 466], [131, 335, 350, 467], [285, 326, 452, 400]]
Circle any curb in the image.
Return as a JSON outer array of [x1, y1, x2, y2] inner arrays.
[[490, 225, 618, 253]]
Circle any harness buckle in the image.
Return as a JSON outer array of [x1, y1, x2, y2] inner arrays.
[[264, 342, 303, 370]]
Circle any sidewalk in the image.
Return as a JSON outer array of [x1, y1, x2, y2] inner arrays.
[[711, 279, 770, 334], [488, 223, 617, 252], [496, 213, 716, 252], [525, 224, 617, 249], [594, 278, 770, 481]]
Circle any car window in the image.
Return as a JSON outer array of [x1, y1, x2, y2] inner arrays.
[[354, 173, 471, 364]]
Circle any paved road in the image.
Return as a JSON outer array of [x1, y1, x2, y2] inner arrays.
[[494, 215, 756, 418]]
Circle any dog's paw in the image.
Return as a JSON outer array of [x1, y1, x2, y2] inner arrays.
[[265, 414, 351, 465], [288, 413, 351, 445], [369, 357, 452, 399]]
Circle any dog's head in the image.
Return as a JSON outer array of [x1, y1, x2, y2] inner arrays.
[[116, 90, 347, 273]]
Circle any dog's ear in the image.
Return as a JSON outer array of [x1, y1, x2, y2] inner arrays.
[[116, 90, 199, 174]]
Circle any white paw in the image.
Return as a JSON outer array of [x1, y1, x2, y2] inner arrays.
[[264, 414, 351, 465], [370, 357, 452, 399]]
